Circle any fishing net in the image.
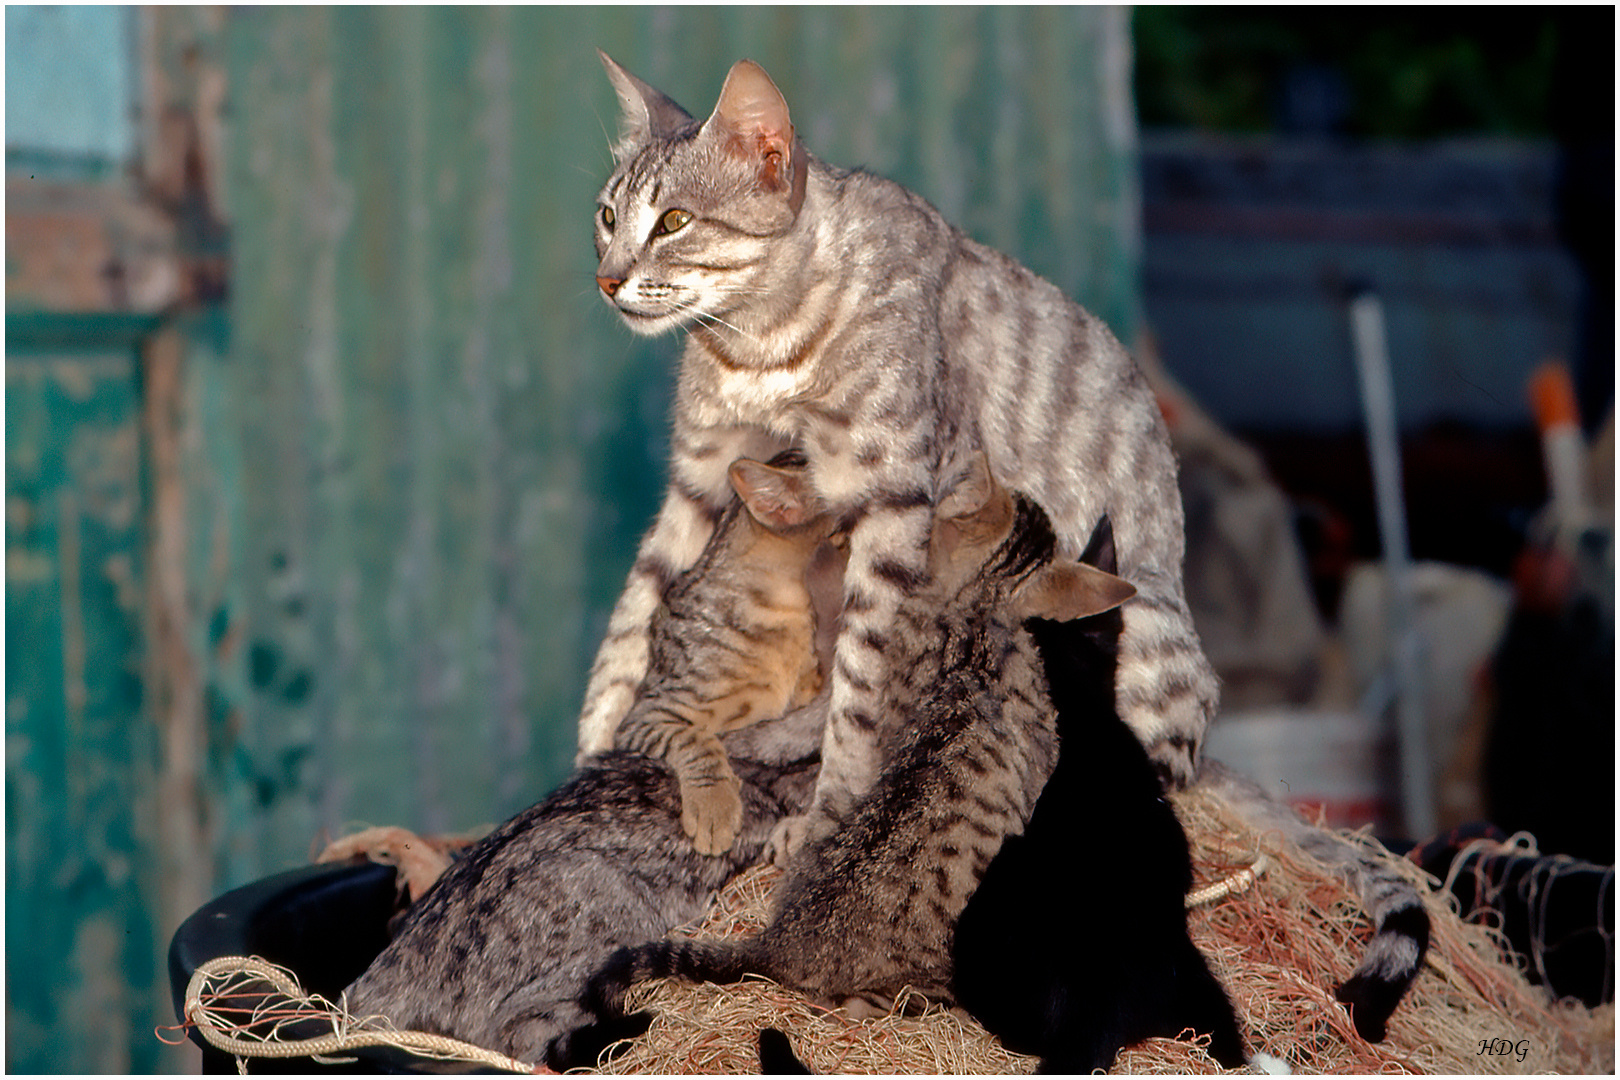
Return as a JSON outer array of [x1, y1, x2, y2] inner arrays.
[[169, 784, 1614, 1074]]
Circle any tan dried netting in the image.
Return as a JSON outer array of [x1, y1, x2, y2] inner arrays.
[[170, 785, 1614, 1075], [583, 783, 1614, 1075]]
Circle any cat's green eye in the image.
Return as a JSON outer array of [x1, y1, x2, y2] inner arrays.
[[655, 209, 693, 236], [600, 206, 615, 229]]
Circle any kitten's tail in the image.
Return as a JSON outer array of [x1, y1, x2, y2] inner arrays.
[[1332, 891, 1431, 1042], [1200, 759, 1430, 1042], [758, 1028, 814, 1073], [1171, 939, 1249, 1069], [583, 936, 768, 1021]]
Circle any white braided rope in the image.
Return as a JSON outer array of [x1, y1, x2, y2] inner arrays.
[[182, 955, 538, 1073], [182, 860, 1266, 1073], [1186, 855, 1271, 909]]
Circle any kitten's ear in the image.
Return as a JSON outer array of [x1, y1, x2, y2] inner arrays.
[[599, 50, 693, 153], [936, 452, 997, 521], [1077, 515, 1118, 575], [729, 458, 818, 532], [1015, 563, 1136, 622], [702, 59, 799, 195]]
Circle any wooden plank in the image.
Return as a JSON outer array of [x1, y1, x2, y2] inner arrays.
[[5, 348, 162, 1072]]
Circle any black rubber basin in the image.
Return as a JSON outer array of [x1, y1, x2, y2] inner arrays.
[[168, 860, 461, 1074]]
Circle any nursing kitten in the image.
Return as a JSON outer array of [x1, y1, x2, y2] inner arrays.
[[341, 460, 843, 1070], [614, 453, 841, 854], [578, 55, 1216, 858], [1197, 760, 1431, 1042], [951, 517, 1247, 1073], [580, 458, 1135, 1027]]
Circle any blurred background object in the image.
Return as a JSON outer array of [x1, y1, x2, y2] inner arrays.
[[5, 5, 1611, 1072]]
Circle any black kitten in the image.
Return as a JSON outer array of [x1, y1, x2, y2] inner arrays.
[[950, 518, 1247, 1073]]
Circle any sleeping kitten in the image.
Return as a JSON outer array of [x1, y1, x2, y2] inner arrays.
[[577, 55, 1216, 859], [1197, 760, 1431, 1042], [614, 453, 841, 854], [577, 457, 1135, 1031], [341, 458, 843, 1070], [951, 516, 1247, 1073]]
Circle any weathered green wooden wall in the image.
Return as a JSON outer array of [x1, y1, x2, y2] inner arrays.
[[218, 5, 1140, 867], [5, 6, 1138, 1072], [6, 328, 161, 1072]]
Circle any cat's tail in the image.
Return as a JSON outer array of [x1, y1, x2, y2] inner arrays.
[[758, 1027, 814, 1073], [1171, 939, 1249, 1069], [1199, 759, 1430, 1042], [582, 936, 769, 1022], [1332, 889, 1431, 1042]]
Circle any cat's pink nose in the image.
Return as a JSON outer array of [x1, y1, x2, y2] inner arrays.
[[596, 275, 624, 298]]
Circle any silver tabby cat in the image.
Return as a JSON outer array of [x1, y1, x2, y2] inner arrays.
[[581, 456, 1137, 1022], [578, 55, 1214, 857]]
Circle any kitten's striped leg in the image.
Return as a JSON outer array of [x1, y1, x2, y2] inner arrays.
[[1113, 570, 1219, 791], [576, 489, 722, 759], [768, 496, 934, 861]]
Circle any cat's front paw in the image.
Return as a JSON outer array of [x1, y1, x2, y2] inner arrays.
[[681, 777, 744, 856]]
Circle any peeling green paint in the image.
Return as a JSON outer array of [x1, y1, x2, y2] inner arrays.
[[7, 7, 1139, 1071]]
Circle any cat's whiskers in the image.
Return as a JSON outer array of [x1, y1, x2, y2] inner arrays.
[[684, 300, 765, 347]]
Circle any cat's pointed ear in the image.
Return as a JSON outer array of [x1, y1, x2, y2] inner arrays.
[[1077, 514, 1118, 576], [702, 59, 800, 197], [936, 452, 996, 521], [729, 457, 818, 532], [1014, 563, 1136, 623], [599, 50, 693, 154]]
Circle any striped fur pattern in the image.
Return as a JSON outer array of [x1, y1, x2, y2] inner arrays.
[[341, 724, 825, 1071], [1198, 759, 1431, 1042], [580, 460, 1137, 1025], [614, 455, 843, 854], [340, 456, 843, 1069], [578, 56, 1214, 860], [952, 517, 1246, 1072]]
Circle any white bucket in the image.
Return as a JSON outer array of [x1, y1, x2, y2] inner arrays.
[[1205, 708, 1400, 833]]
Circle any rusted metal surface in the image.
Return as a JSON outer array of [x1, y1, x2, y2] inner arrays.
[[4, 179, 180, 312]]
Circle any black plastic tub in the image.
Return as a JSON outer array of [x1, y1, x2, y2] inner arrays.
[[168, 861, 453, 1074]]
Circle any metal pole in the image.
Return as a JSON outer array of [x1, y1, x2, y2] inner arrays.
[[1347, 288, 1435, 839]]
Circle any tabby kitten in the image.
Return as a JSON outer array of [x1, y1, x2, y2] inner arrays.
[[578, 55, 1214, 862], [951, 517, 1247, 1073], [341, 459, 842, 1070], [1197, 759, 1431, 1042], [614, 453, 842, 854], [580, 457, 1136, 1026]]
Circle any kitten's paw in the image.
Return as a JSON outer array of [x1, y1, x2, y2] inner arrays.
[[763, 810, 836, 866], [681, 780, 743, 856], [763, 815, 808, 867]]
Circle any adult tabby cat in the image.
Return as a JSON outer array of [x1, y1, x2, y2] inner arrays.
[[579, 457, 1136, 1031], [614, 453, 841, 854], [342, 458, 842, 1070], [578, 55, 1215, 855], [951, 516, 1247, 1072]]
